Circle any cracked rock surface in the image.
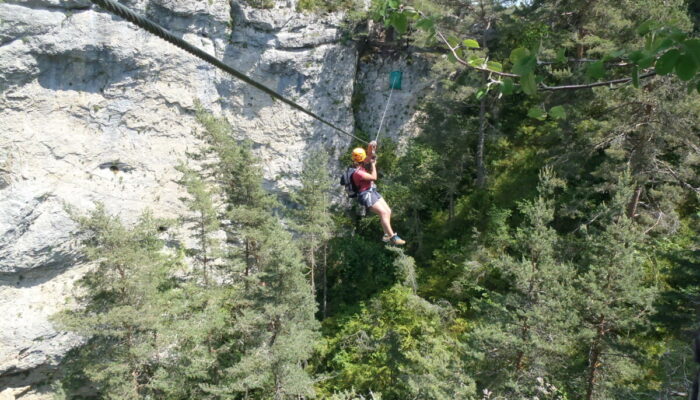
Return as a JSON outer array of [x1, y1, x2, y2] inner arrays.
[[0, 0, 431, 392]]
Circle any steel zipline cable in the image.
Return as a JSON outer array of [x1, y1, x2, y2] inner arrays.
[[374, 74, 398, 143], [88, 0, 368, 144]]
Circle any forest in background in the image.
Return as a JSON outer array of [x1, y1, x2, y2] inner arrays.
[[52, 0, 699, 399]]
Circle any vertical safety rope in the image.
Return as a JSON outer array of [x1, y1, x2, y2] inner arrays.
[[87, 0, 368, 144], [374, 74, 398, 143]]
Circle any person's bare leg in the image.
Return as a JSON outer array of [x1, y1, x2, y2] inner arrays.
[[369, 198, 394, 237]]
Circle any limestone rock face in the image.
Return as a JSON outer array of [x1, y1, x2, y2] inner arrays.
[[0, 0, 430, 392], [354, 51, 434, 147]]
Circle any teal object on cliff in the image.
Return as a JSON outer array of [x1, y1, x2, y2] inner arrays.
[[389, 71, 402, 89]]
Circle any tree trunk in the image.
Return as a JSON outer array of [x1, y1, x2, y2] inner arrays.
[[586, 315, 606, 400], [125, 324, 140, 397], [322, 244, 328, 319], [447, 184, 456, 221], [627, 185, 642, 218], [476, 89, 487, 188], [309, 238, 316, 295], [515, 321, 530, 372], [244, 239, 251, 290], [200, 213, 209, 285], [275, 377, 283, 400]]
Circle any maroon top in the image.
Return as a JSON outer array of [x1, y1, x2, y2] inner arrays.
[[352, 165, 373, 193]]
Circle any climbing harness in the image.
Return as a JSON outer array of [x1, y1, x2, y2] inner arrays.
[[88, 0, 368, 144]]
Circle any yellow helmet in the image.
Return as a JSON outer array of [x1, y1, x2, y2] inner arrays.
[[352, 147, 367, 163]]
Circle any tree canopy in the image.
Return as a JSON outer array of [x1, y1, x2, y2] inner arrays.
[[53, 0, 700, 399]]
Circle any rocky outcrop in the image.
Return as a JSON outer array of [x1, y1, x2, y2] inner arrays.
[[0, 0, 432, 393], [354, 49, 433, 147]]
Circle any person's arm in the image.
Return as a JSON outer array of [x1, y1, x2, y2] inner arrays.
[[367, 160, 378, 181], [355, 161, 378, 182]]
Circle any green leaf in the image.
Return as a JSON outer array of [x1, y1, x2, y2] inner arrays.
[[456, 48, 466, 60], [628, 50, 646, 64], [652, 37, 674, 53], [388, 0, 399, 9], [549, 105, 566, 120], [636, 20, 655, 36], [390, 12, 408, 34], [586, 61, 605, 80], [510, 47, 530, 64], [655, 49, 681, 75], [632, 66, 640, 88], [415, 17, 434, 31], [447, 35, 460, 49], [645, 34, 655, 52], [555, 48, 567, 63], [520, 72, 537, 95], [486, 61, 503, 72], [475, 88, 487, 100], [637, 55, 655, 70], [463, 39, 480, 49], [669, 29, 687, 42], [500, 78, 514, 95], [675, 53, 698, 81], [468, 56, 485, 68], [606, 49, 625, 60], [512, 54, 537, 76], [527, 106, 547, 120], [683, 39, 700, 63]]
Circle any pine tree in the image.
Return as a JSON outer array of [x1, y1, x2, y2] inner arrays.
[[292, 149, 335, 314], [195, 104, 277, 277], [148, 281, 233, 399], [176, 163, 221, 284], [386, 247, 417, 293], [318, 285, 475, 400], [575, 179, 658, 400], [54, 205, 181, 399], [216, 223, 319, 399], [465, 168, 577, 396], [192, 106, 320, 399]]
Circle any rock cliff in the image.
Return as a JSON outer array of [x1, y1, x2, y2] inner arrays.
[[0, 0, 432, 395]]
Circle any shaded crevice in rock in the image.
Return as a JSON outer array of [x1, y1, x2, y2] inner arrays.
[[3, 0, 93, 12], [0, 329, 85, 389], [0, 251, 86, 289], [97, 160, 136, 173], [35, 47, 144, 93], [0, 362, 60, 389]]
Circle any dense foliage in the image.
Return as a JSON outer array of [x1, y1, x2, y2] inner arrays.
[[53, 0, 699, 399]]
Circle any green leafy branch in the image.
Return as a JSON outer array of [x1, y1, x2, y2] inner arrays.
[[375, 3, 700, 96]]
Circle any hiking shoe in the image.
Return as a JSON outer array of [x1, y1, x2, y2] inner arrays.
[[389, 234, 406, 246], [382, 234, 391, 243]]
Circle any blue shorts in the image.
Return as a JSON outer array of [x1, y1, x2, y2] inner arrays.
[[357, 188, 382, 208]]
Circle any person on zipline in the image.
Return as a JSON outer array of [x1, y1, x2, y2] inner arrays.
[[351, 143, 406, 246]]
